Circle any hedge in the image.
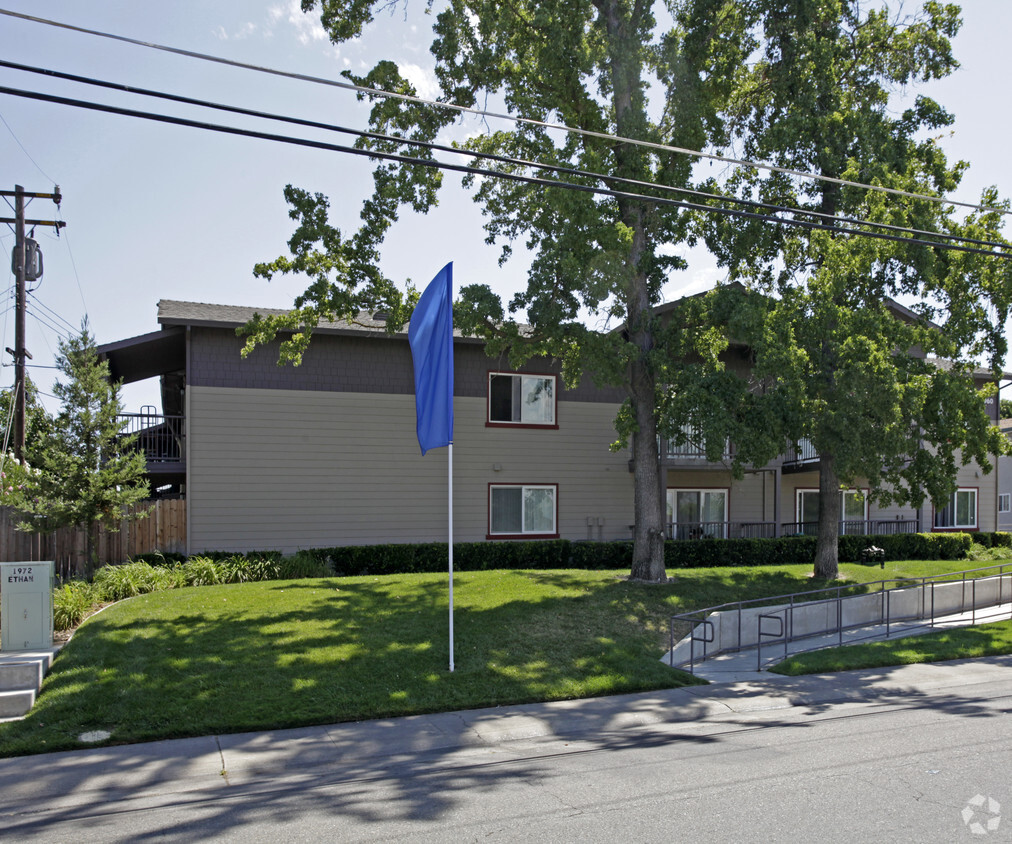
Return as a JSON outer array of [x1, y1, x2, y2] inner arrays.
[[293, 531, 976, 576]]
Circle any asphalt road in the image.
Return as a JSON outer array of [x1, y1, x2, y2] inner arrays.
[[1, 660, 1010, 842]]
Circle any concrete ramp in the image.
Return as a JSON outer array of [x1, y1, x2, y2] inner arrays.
[[666, 571, 1012, 676]]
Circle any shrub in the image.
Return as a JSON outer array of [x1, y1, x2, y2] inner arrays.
[[131, 551, 187, 567], [966, 541, 1012, 563], [52, 580, 98, 630], [178, 555, 226, 586], [221, 553, 282, 583], [92, 560, 179, 601], [279, 551, 333, 579], [973, 532, 1012, 550], [568, 541, 634, 569]]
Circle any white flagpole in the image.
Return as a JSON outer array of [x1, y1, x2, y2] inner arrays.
[[448, 440, 454, 672]]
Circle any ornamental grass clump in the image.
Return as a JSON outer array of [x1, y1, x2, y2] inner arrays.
[[221, 553, 281, 583], [52, 580, 98, 630], [178, 555, 226, 587], [92, 560, 179, 601]]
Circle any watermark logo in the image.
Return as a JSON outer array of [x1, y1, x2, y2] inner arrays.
[[962, 794, 1001, 836]]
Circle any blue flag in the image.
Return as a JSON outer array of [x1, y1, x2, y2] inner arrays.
[[409, 262, 454, 455]]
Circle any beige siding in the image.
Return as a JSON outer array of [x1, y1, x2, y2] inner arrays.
[[780, 471, 933, 530], [663, 469, 775, 530], [187, 386, 633, 553]]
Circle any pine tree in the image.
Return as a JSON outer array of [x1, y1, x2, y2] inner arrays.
[[19, 322, 149, 572]]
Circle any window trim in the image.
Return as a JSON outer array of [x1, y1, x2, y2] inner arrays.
[[933, 487, 979, 531], [486, 371, 559, 429], [795, 488, 870, 527], [666, 487, 730, 539], [487, 483, 559, 539], [999, 493, 1011, 514]]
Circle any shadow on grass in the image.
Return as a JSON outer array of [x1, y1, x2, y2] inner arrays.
[[0, 571, 1009, 838], [0, 573, 697, 757]]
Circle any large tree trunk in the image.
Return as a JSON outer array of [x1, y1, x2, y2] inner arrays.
[[629, 354, 666, 581], [624, 222, 665, 582], [813, 454, 841, 579], [598, 0, 666, 581]]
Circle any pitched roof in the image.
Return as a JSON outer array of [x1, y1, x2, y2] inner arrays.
[[157, 300, 390, 334], [925, 356, 1012, 382], [156, 299, 477, 340]]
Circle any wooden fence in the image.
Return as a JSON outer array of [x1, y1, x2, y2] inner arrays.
[[0, 499, 186, 578]]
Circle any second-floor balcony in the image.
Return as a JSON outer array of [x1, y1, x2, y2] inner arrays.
[[661, 424, 733, 463], [782, 438, 819, 469], [117, 411, 185, 474], [660, 427, 818, 469]]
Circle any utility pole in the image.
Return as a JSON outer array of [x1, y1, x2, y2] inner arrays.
[[2, 185, 64, 463]]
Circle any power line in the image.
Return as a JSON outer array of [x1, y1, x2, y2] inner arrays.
[[0, 6, 1007, 218], [3, 59, 1009, 255], [26, 307, 72, 340], [27, 290, 78, 333], [0, 108, 56, 183], [56, 222, 88, 315], [2, 83, 1009, 261]]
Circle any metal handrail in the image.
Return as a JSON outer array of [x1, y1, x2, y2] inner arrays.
[[757, 611, 787, 671], [669, 612, 716, 672], [669, 560, 1012, 673]]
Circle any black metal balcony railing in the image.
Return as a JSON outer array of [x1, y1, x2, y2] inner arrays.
[[780, 520, 918, 537], [662, 426, 733, 461], [660, 519, 919, 540], [667, 521, 777, 540], [117, 412, 184, 464]]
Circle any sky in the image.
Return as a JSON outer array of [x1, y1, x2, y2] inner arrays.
[[0, 0, 1009, 415]]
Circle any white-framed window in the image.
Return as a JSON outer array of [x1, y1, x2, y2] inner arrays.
[[488, 372, 556, 426], [795, 489, 869, 535], [666, 488, 728, 538], [1000, 493, 1011, 514], [489, 484, 558, 537], [934, 488, 978, 529]]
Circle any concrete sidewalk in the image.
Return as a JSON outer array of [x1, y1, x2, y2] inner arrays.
[[0, 654, 1009, 815]]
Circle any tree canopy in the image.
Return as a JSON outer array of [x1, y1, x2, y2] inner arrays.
[[691, 0, 1012, 577], [245, 0, 1011, 581], [245, 0, 757, 580], [16, 323, 149, 572]]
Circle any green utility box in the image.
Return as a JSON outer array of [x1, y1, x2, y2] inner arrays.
[[1, 562, 54, 651]]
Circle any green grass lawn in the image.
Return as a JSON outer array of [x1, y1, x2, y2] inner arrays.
[[769, 620, 1012, 676], [0, 558, 1002, 757]]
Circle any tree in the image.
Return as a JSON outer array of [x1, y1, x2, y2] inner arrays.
[[0, 377, 51, 508], [0, 375, 52, 465], [694, 0, 1012, 577], [17, 323, 150, 572], [241, 0, 748, 581]]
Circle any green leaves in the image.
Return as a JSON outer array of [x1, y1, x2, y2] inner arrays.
[[16, 323, 150, 566]]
